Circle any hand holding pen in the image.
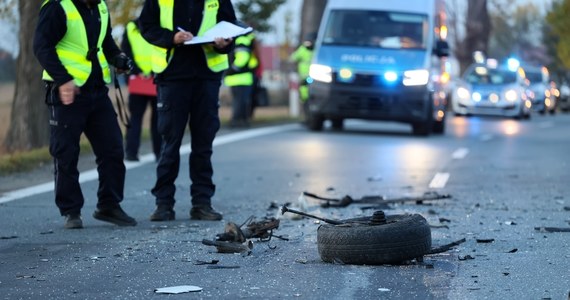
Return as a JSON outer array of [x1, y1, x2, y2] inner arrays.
[[174, 27, 193, 45]]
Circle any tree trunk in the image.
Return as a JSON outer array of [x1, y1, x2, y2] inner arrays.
[[4, 0, 49, 152], [457, 0, 491, 74], [299, 0, 327, 43]]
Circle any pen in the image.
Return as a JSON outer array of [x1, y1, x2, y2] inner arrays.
[[176, 26, 188, 33]]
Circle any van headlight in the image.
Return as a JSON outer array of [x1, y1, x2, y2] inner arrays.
[[504, 89, 518, 102], [309, 64, 333, 83], [403, 69, 429, 86]]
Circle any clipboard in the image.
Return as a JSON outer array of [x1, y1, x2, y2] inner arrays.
[[184, 21, 253, 45]]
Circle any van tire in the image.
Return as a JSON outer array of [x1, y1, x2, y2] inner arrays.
[[308, 113, 324, 131], [432, 117, 445, 134], [412, 122, 431, 136], [331, 118, 344, 130], [317, 214, 432, 265]]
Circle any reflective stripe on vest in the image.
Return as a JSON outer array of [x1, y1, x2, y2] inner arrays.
[[42, 0, 110, 86], [126, 21, 153, 76], [151, 0, 228, 74], [224, 33, 255, 86]]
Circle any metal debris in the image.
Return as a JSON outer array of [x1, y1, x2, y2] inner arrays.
[[201, 239, 253, 254], [154, 285, 202, 294], [535, 227, 570, 233], [476, 238, 495, 243], [427, 238, 466, 255], [303, 191, 451, 208]]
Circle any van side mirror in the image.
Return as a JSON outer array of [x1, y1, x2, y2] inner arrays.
[[435, 40, 450, 57]]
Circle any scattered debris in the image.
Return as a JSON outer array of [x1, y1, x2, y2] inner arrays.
[[281, 206, 343, 225], [439, 217, 452, 223], [458, 255, 475, 261], [427, 238, 466, 255], [507, 248, 518, 253], [564, 207, 570, 211], [504, 221, 517, 225], [154, 285, 202, 294], [215, 217, 280, 243], [476, 238, 495, 243], [378, 288, 391, 292], [201, 239, 253, 255], [39, 231, 54, 235], [295, 258, 308, 264], [206, 265, 240, 269], [303, 191, 451, 208], [16, 275, 35, 279], [535, 227, 570, 233], [193, 260, 219, 265], [0, 235, 18, 240]]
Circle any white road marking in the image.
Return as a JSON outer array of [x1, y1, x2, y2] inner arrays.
[[429, 172, 450, 189], [452, 148, 469, 160], [0, 124, 301, 204]]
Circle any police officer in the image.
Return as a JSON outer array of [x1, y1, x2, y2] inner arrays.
[[224, 31, 258, 127], [121, 19, 162, 162], [139, 0, 236, 221], [33, 0, 137, 229], [290, 34, 315, 115]]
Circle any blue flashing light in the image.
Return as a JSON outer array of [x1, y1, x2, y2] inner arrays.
[[384, 71, 398, 83], [306, 77, 313, 84], [507, 58, 520, 72]]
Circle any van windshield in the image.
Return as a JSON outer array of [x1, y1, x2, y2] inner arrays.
[[525, 71, 543, 84], [322, 10, 428, 49]]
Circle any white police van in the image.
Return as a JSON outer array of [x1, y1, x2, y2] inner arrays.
[[307, 0, 450, 135]]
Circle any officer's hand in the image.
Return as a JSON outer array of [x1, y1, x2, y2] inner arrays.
[[113, 53, 133, 74], [213, 37, 232, 49], [174, 31, 193, 45], [59, 80, 78, 105]]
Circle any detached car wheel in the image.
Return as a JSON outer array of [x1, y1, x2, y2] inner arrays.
[[317, 213, 431, 265]]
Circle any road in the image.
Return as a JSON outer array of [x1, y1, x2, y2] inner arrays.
[[1, 113, 569, 299]]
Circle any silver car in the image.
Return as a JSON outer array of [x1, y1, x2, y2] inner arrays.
[[452, 63, 532, 119]]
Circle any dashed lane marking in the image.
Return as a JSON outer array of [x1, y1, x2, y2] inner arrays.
[[452, 148, 469, 160], [429, 172, 450, 189]]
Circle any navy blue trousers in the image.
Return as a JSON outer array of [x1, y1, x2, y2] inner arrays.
[[151, 80, 221, 207], [47, 86, 125, 216], [125, 93, 161, 159]]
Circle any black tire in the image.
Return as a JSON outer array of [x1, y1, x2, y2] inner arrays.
[[331, 118, 344, 130], [307, 112, 324, 131], [432, 117, 445, 134], [317, 214, 431, 265], [412, 122, 431, 136]]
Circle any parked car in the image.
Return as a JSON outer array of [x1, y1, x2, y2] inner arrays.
[[451, 61, 531, 119], [524, 66, 556, 114]]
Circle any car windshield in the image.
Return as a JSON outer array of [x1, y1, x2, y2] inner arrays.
[[525, 71, 543, 84], [321, 10, 428, 49], [464, 67, 517, 85]]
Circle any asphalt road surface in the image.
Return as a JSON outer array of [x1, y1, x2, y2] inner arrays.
[[1, 113, 569, 299]]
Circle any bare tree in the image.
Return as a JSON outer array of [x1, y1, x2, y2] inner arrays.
[[299, 0, 327, 43], [4, 0, 48, 152], [450, 0, 491, 74]]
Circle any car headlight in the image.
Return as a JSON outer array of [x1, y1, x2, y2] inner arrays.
[[504, 89, 518, 102], [403, 69, 429, 86], [472, 92, 482, 102], [309, 64, 332, 83], [457, 87, 470, 100]]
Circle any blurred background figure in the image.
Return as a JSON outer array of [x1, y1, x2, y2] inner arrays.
[[224, 30, 258, 128], [121, 19, 161, 162], [289, 33, 316, 117]]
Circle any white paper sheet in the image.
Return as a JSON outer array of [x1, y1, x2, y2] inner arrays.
[[154, 285, 203, 294], [184, 21, 253, 45]]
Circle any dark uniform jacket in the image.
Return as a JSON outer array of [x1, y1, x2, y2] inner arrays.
[[138, 0, 237, 82]]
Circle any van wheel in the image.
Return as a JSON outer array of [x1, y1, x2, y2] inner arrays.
[[317, 213, 432, 265], [412, 122, 431, 136], [331, 118, 344, 130], [307, 113, 324, 131], [432, 117, 445, 134]]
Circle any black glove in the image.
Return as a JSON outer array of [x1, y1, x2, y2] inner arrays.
[[113, 53, 134, 74]]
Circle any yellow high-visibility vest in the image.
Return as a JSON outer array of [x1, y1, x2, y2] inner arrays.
[[126, 21, 154, 76], [41, 0, 111, 86], [151, 0, 229, 74]]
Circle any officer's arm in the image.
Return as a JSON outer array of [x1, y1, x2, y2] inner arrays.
[[139, 0, 176, 48], [102, 14, 122, 62], [33, 2, 73, 86]]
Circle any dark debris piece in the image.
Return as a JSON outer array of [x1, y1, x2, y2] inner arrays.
[[475, 238, 495, 243], [535, 227, 570, 233], [0, 235, 18, 240]]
